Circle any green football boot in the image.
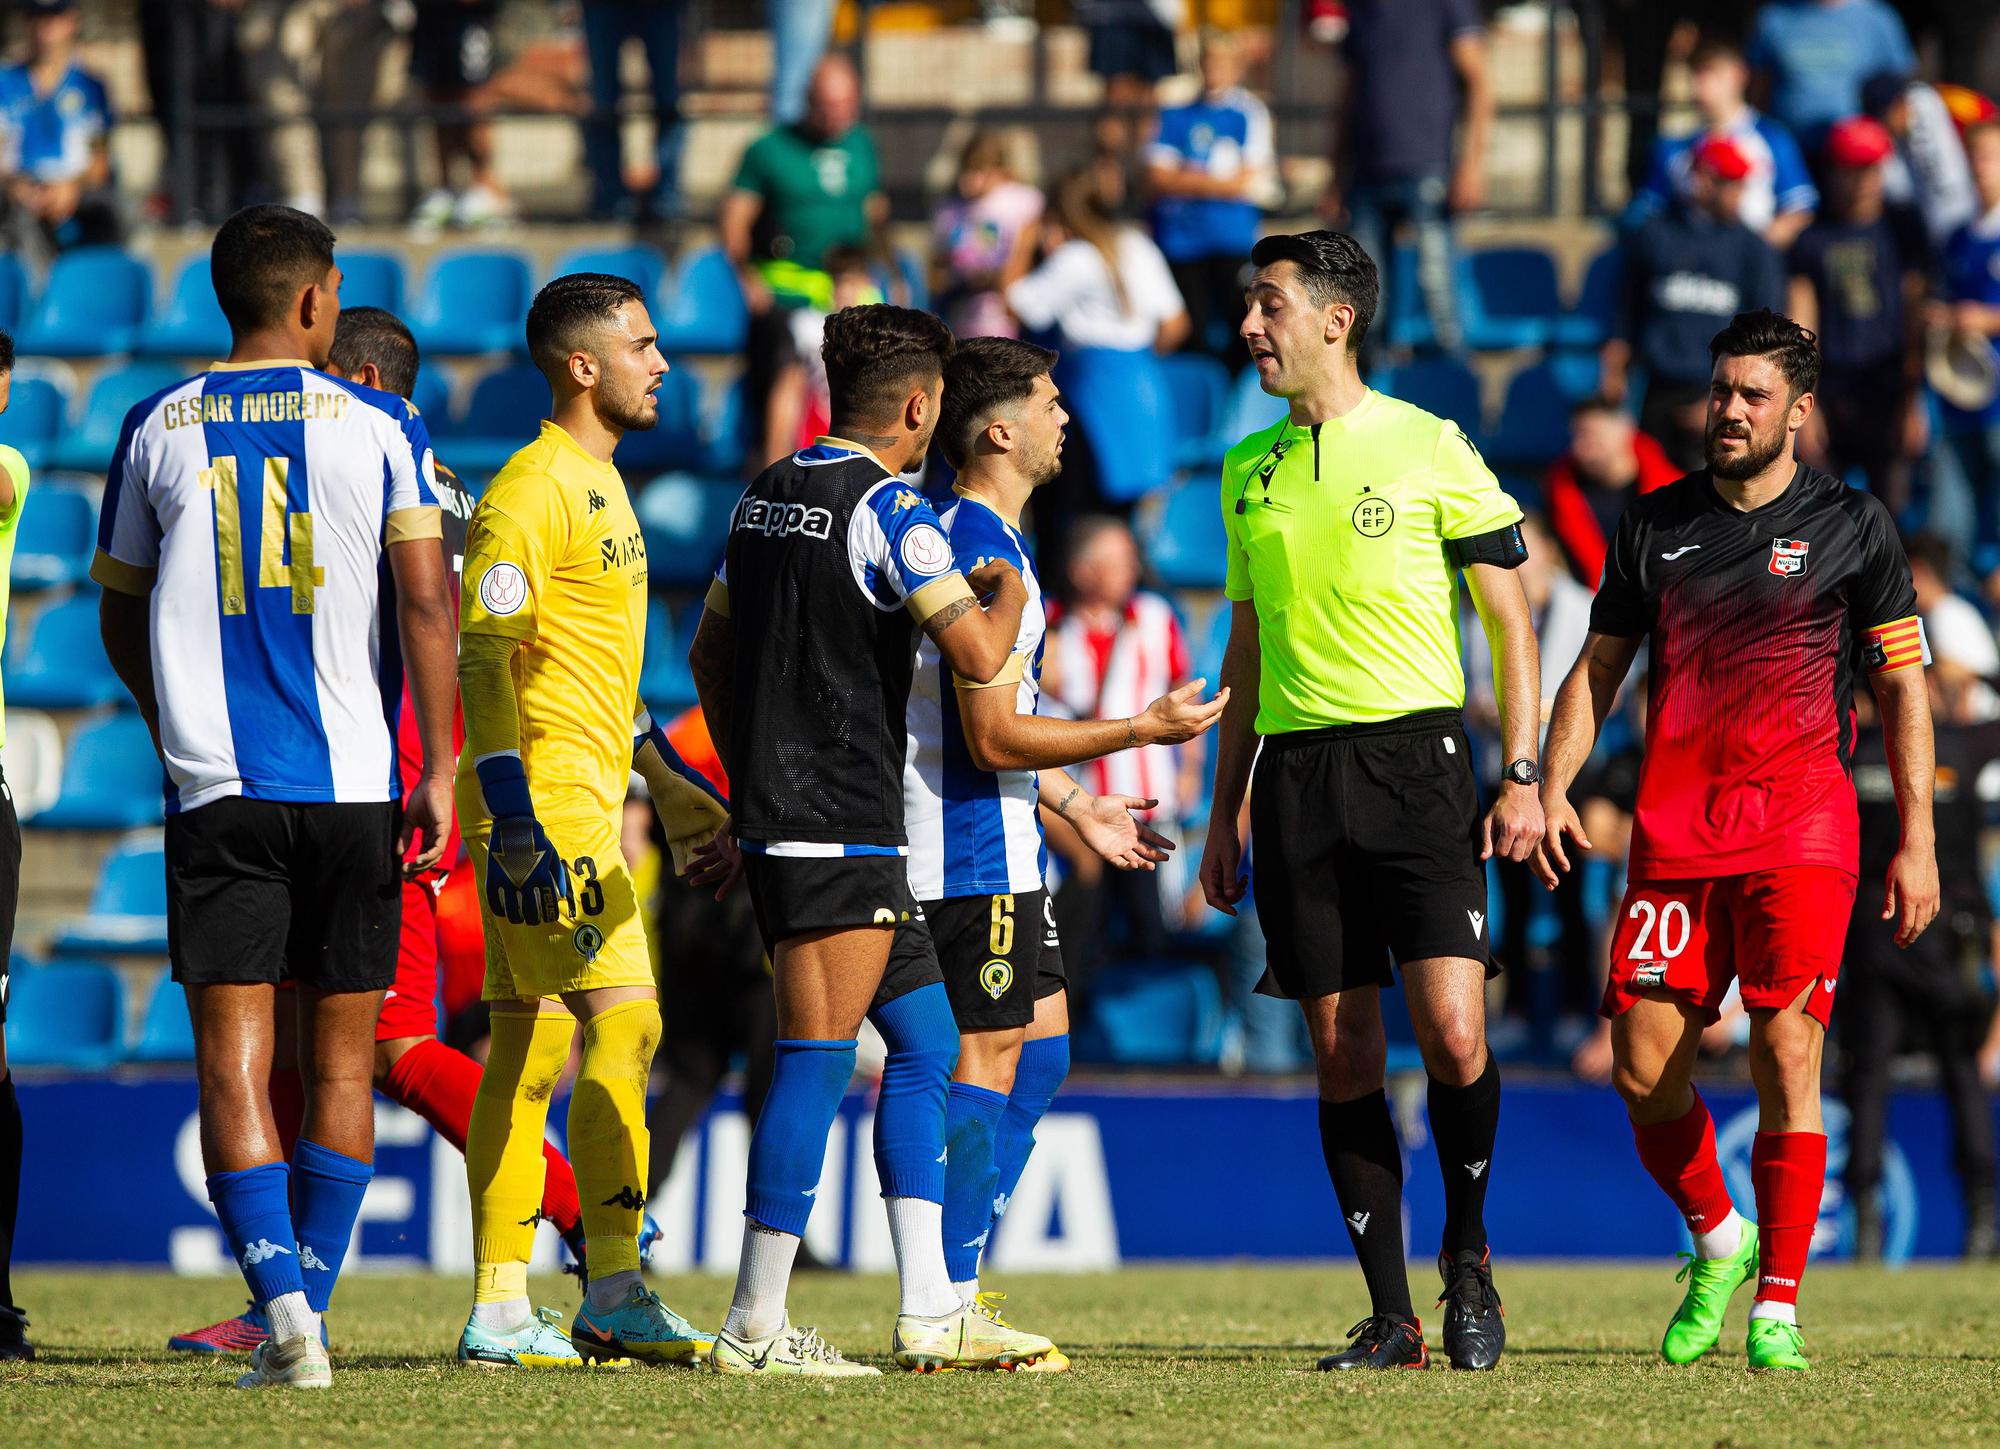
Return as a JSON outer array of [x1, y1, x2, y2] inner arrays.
[[1747, 1316, 1810, 1372], [1661, 1221, 1759, 1364]]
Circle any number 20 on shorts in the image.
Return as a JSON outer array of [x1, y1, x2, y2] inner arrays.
[[1626, 897, 1692, 960]]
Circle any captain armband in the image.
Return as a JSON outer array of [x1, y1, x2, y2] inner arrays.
[[1862, 615, 1930, 675], [1444, 522, 1529, 569]]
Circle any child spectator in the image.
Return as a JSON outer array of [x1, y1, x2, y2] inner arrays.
[[931, 129, 1044, 341], [1544, 398, 1680, 588]]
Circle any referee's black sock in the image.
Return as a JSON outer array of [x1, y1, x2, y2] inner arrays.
[[1318, 1092, 1414, 1321], [1427, 1056, 1501, 1257], [0, 1072, 19, 1309]]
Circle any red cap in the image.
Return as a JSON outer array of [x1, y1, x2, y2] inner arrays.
[[1825, 115, 1895, 169], [1691, 134, 1753, 181]]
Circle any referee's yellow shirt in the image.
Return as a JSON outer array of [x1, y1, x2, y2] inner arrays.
[[1221, 389, 1521, 732]]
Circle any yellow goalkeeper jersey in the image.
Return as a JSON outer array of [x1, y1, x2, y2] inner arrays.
[[458, 419, 647, 821]]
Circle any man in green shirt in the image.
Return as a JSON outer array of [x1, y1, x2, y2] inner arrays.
[[1198, 231, 1544, 1374], [0, 327, 31, 1363]]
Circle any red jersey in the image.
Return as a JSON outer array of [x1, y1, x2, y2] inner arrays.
[[396, 458, 474, 877]]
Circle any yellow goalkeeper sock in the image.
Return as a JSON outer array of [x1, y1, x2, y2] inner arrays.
[[467, 1007, 573, 1297], [569, 997, 662, 1278]]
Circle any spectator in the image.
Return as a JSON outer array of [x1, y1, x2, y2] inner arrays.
[[930, 129, 1043, 341], [762, 246, 882, 462], [409, 0, 513, 232], [0, 0, 120, 266], [1628, 38, 1818, 250], [1544, 397, 1680, 588], [1747, 0, 1916, 148], [768, 0, 835, 128], [1787, 116, 1930, 514], [1905, 531, 2000, 722], [138, 0, 262, 222], [1935, 120, 2000, 556], [1332, 0, 1493, 357], [1144, 29, 1273, 362], [1080, 0, 1183, 122], [1004, 169, 1189, 354], [1863, 69, 1979, 250], [1603, 135, 1786, 471], [582, 0, 684, 223]]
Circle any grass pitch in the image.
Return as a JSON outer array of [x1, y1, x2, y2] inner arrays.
[[4, 1263, 1999, 1448]]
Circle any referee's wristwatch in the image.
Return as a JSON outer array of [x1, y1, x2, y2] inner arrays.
[[1501, 758, 1541, 788]]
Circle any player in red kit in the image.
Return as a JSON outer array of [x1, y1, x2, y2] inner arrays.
[[1534, 310, 1939, 1373]]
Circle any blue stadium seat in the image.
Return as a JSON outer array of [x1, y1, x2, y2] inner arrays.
[[5, 960, 125, 1069], [703, 375, 747, 476], [409, 365, 452, 427], [47, 360, 185, 473], [0, 376, 66, 471], [431, 363, 547, 473], [550, 243, 668, 302], [0, 254, 27, 333], [1460, 246, 1561, 352], [1374, 356, 1483, 436], [32, 714, 164, 828], [129, 972, 194, 1062], [410, 250, 534, 356], [11, 482, 96, 590], [8, 596, 126, 709], [52, 833, 168, 957], [338, 251, 407, 314], [137, 256, 231, 359], [1056, 348, 1175, 504], [15, 247, 151, 356], [1489, 358, 1595, 468], [637, 596, 697, 712], [1552, 245, 1623, 350], [1073, 960, 1224, 1066], [1143, 477, 1228, 589], [659, 248, 748, 355], [615, 367, 705, 474], [1158, 352, 1231, 470], [634, 474, 739, 588], [1218, 363, 1285, 444]]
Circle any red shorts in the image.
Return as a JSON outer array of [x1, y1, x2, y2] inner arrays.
[[376, 874, 445, 1042], [1602, 867, 1857, 1030]]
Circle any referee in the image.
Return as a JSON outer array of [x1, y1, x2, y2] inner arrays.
[[1198, 231, 1544, 1372]]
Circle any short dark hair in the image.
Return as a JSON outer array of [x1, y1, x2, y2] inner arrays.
[[210, 204, 337, 334], [1708, 309, 1820, 397], [1687, 37, 1745, 71], [938, 336, 1059, 469], [1569, 393, 1627, 419], [1248, 229, 1378, 355], [822, 303, 955, 426], [0, 328, 13, 376], [328, 306, 419, 399], [525, 272, 646, 378], [1901, 530, 1953, 581]]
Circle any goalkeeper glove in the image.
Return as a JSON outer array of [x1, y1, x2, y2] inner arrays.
[[632, 709, 730, 875], [475, 751, 572, 925]]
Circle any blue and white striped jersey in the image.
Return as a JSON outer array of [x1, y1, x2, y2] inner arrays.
[[904, 492, 1047, 899], [91, 360, 442, 813]]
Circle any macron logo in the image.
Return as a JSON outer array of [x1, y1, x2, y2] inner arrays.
[[1466, 1160, 1487, 1180], [1347, 1211, 1371, 1236], [1468, 910, 1485, 937], [240, 1239, 293, 1267]]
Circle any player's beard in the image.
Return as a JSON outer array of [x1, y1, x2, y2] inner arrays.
[[1705, 415, 1784, 480], [602, 376, 660, 434], [1029, 434, 1064, 487]]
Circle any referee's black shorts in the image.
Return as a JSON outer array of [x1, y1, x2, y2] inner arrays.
[[1250, 709, 1496, 1000]]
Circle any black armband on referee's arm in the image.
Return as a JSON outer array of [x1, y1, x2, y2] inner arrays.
[[1445, 522, 1528, 569]]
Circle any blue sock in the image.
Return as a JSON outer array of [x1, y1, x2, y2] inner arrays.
[[942, 1082, 1008, 1283], [291, 1138, 373, 1314], [868, 982, 959, 1203], [745, 1039, 857, 1236], [207, 1162, 306, 1308], [991, 1034, 1070, 1236]]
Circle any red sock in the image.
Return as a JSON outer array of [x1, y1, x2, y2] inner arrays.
[[269, 1065, 306, 1162], [383, 1038, 584, 1236], [1751, 1131, 1827, 1306], [1630, 1093, 1736, 1234]]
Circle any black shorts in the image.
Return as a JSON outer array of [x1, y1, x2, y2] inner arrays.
[[412, 1, 498, 90], [166, 797, 401, 992], [1250, 710, 1496, 999], [0, 765, 17, 1025], [741, 851, 945, 1007], [927, 889, 1066, 1030]]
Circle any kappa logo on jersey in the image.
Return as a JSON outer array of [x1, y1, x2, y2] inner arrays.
[[586, 489, 607, 513], [479, 561, 528, 616], [1768, 537, 1811, 577], [735, 496, 834, 541], [890, 488, 924, 513], [1633, 963, 1669, 988], [900, 523, 950, 575]]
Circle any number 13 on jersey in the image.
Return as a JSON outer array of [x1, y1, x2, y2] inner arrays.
[[202, 453, 324, 616]]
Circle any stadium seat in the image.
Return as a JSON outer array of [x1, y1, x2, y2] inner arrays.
[[52, 832, 169, 957], [32, 714, 165, 828], [0, 376, 66, 471], [703, 374, 747, 476], [137, 256, 231, 359], [8, 597, 127, 710], [1488, 358, 1595, 468], [47, 360, 185, 474], [2, 708, 63, 818], [1143, 477, 1228, 590], [637, 596, 697, 712], [338, 251, 407, 314], [15, 246, 152, 356], [0, 253, 27, 333], [658, 247, 748, 355], [129, 972, 194, 1062], [1056, 348, 1175, 504], [10, 481, 96, 590], [1218, 363, 1285, 443], [431, 362, 547, 473], [613, 366, 705, 474], [635, 473, 739, 587], [409, 365, 452, 426], [1552, 245, 1623, 350], [1374, 356, 1483, 436], [1073, 960, 1224, 1066], [550, 243, 667, 302], [1460, 246, 1562, 352], [410, 250, 534, 356], [4, 959, 125, 1069], [1158, 352, 1232, 470]]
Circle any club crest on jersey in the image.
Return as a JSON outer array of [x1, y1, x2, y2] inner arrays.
[[1633, 963, 1669, 988], [1768, 537, 1810, 577], [980, 958, 1014, 1000], [573, 922, 604, 961]]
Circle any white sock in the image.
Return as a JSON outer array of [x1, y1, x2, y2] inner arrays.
[[1749, 1299, 1797, 1325], [885, 1197, 960, 1318], [721, 1222, 800, 1342], [265, 1291, 319, 1345], [1693, 1207, 1745, 1260], [470, 1297, 532, 1333], [952, 1278, 980, 1303], [587, 1268, 642, 1313]]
